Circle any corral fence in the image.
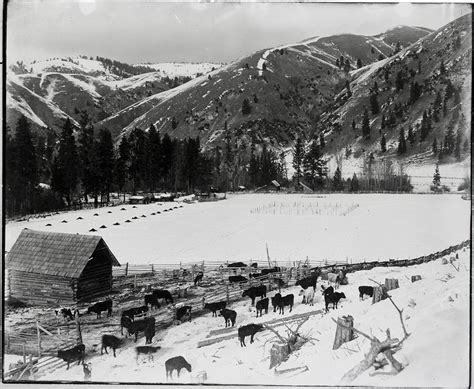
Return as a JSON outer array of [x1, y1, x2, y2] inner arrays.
[[4, 240, 470, 380]]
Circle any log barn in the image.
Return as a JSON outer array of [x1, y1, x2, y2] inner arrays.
[[6, 229, 120, 305]]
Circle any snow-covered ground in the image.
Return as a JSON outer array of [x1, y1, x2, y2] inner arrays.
[[5, 194, 470, 266], [16, 246, 469, 386], [134, 62, 223, 79]]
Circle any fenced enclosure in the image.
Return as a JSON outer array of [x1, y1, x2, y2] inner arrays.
[[4, 239, 469, 380]]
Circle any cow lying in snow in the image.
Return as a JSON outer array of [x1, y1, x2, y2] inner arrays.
[[165, 356, 192, 380], [229, 275, 248, 283], [136, 345, 161, 363], [242, 285, 267, 305], [358, 286, 374, 300], [238, 324, 264, 347], [204, 301, 226, 317], [57, 344, 85, 369], [87, 299, 112, 319]]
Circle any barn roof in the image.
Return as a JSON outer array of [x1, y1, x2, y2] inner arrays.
[[6, 229, 120, 279]]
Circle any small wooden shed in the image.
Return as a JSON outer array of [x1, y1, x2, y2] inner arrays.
[[6, 229, 120, 305]]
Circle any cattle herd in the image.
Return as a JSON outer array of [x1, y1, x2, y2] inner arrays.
[[51, 263, 386, 380]]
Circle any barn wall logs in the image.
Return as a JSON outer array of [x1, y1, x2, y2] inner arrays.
[[77, 257, 113, 302], [8, 270, 74, 305]]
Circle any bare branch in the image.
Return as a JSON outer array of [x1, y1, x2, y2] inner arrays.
[[450, 262, 460, 272], [263, 324, 287, 344]]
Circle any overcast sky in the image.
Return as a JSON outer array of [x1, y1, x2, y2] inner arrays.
[[6, 1, 472, 65]]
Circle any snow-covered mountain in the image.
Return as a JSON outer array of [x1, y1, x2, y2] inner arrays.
[[135, 62, 224, 79]]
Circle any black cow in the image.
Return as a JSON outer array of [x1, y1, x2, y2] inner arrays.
[[324, 291, 346, 312], [227, 262, 247, 268], [242, 285, 267, 305], [229, 275, 248, 283], [250, 263, 258, 268], [276, 294, 294, 314], [136, 346, 161, 362], [204, 301, 226, 317], [87, 299, 112, 319], [321, 285, 334, 297], [296, 275, 319, 290], [176, 306, 192, 322], [122, 316, 156, 342], [101, 334, 122, 357], [122, 305, 149, 320], [271, 293, 282, 312], [261, 267, 281, 276], [220, 308, 237, 327], [358, 286, 374, 300], [152, 289, 174, 304], [194, 272, 204, 286], [165, 356, 192, 380], [144, 323, 155, 344], [144, 294, 160, 310], [256, 298, 269, 317], [238, 324, 264, 347], [249, 272, 265, 279], [57, 344, 85, 369]]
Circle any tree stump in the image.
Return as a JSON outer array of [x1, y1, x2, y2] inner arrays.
[[269, 342, 290, 369], [333, 315, 354, 350], [411, 275, 422, 282], [442, 258, 448, 265], [372, 286, 388, 304], [384, 278, 399, 291]]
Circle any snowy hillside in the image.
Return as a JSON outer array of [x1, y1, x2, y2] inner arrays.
[[12, 246, 469, 386], [135, 62, 224, 79]]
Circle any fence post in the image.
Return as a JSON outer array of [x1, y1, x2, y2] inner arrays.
[[134, 274, 137, 289], [125, 263, 129, 276], [75, 317, 83, 344], [36, 321, 41, 358], [151, 264, 154, 275], [22, 343, 26, 364], [226, 286, 230, 305]]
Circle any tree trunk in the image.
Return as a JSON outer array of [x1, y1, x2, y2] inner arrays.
[[372, 286, 388, 304], [384, 278, 399, 291], [269, 342, 290, 369], [333, 315, 354, 350]]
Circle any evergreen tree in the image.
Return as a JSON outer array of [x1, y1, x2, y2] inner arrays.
[[409, 81, 421, 103], [292, 138, 304, 189], [395, 70, 404, 91], [432, 137, 438, 154], [335, 58, 340, 68], [97, 128, 114, 204], [394, 41, 401, 54], [319, 133, 325, 148], [303, 141, 327, 190], [128, 127, 147, 193], [454, 129, 462, 161], [114, 136, 130, 201], [397, 127, 407, 154], [332, 167, 343, 191], [77, 111, 96, 203], [8, 116, 38, 214], [381, 114, 386, 129], [242, 98, 251, 115], [146, 123, 162, 191], [432, 163, 441, 188], [248, 148, 259, 188], [344, 58, 351, 72], [369, 92, 380, 115], [378, 53, 385, 61], [356, 58, 362, 69], [361, 108, 371, 140], [161, 133, 175, 188], [350, 173, 359, 192], [407, 126, 415, 145], [440, 60, 446, 75], [444, 126, 455, 154], [352, 118, 356, 131], [445, 79, 455, 100], [51, 118, 79, 207], [380, 134, 387, 152], [171, 116, 178, 130]]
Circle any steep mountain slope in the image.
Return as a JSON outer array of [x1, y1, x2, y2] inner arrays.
[[104, 26, 431, 146], [319, 13, 471, 167]]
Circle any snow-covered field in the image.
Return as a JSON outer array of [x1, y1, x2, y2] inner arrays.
[[13, 246, 469, 386], [5, 194, 470, 266]]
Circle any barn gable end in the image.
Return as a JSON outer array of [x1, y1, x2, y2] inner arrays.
[[6, 229, 120, 305]]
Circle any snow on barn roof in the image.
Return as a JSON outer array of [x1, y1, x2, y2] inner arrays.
[[6, 229, 120, 279]]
